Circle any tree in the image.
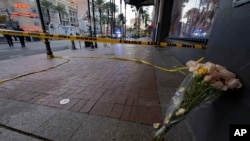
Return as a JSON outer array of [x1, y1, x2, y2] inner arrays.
[[40, 0, 53, 24], [184, 8, 200, 24], [102, 2, 111, 34], [101, 2, 118, 35], [53, 4, 66, 25], [141, 8, 149, 27], [95, 0, 106, 34], [117, 13, 124, 28], [118, 13, 124, 23]]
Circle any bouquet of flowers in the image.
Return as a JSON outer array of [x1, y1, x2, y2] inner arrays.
[[153, 60, 242, 141]]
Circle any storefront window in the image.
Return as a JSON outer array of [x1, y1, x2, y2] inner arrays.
[[169, 0, 219, 38]]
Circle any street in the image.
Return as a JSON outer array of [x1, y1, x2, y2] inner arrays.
[[0, 40, 82, 60]]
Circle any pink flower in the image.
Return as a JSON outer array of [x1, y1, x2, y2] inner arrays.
[[211, 81, 224, 90], [226, 78, 243, 89], [211, 71, 221, 80], [216, 65, 236, 79], [204, 75, 213, 82]]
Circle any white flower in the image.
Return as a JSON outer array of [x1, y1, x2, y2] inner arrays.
[[204, 62, 216, 74], [189, 66, 196, 72], [153, 123, 161, 129], [186, 60, 198, 68], [175, 108, 186, 116], [221, 85, 228, 91], [164, 115, 172, 124], [178, 87, 185, 93], [195, 64, 208, 75], [173, 96, 181, 105]]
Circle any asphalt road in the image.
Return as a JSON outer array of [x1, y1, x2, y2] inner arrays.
[[0, 40, 82, 61]]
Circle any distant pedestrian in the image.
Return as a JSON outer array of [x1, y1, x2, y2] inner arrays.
[[15, 26, 25, 48], [70, 33, 76, 50], [76, 32, 82, 49], [3, 26, 13, 47]]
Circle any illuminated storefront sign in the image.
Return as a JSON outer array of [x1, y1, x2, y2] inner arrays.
[[11, 12, 38, 18], [14, 3, 29, 9]]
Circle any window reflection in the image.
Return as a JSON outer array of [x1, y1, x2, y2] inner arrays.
[[169, 0, 219, 38]]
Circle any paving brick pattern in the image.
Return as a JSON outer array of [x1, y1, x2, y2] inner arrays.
[[0, 44, 161, 125]]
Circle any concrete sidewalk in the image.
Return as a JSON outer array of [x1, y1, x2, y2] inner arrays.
[[0, 42, 192, 141]]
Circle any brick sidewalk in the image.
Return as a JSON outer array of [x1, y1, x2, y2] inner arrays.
[[0, 42, 194, 141], [0, 43, 161, 125]]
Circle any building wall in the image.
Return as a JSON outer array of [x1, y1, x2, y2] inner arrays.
[[0, 0, 42, 31], [0, 0, 81, 31], [159, 0, 250, 141], [129, 18, 135, 27], [72, 0, 88, 18], [188, 1, 250, 140]]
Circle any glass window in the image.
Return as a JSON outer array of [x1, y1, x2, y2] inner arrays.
[[10, 7, 15, 12], [34, 21, 39, 26], [30, 8, 36, 13], [169, 0, 219, 38]]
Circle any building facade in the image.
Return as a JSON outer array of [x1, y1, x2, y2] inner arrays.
[[0, 0, 84, 33], [0, 0, 42, 31], [150, 0, 250, 141]]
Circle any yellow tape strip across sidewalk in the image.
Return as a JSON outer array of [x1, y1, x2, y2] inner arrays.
[[0, 29, 206, 49], [0, 55, 69, 84]]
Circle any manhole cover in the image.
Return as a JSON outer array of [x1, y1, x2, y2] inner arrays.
[[60, 99, 70, 104]]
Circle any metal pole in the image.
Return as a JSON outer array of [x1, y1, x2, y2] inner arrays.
[[125, 3, 126, 38], [138, 8, 140, 38], [120, 0, 122, 39], [87, 0, 94, 48], [87, 0, 93, 37], [35, 0, 53, 56], [5, 8, 14, 29], [110, 0, 112, 38], [107, 10, 109, 36], [113, 0, 116, 37], [92, 0, 97, 48]]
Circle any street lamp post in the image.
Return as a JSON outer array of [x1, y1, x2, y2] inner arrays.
[[124, 3, 126, 38], [91, 0, 97, 48], [35, 0, 53, 57], [87, 0, 93, 38], [113, 0, 116, 37], [109, 0, 113, 38], [5, 8, 14, 29]]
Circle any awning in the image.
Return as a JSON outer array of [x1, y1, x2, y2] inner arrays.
[[124, 0, 154, 9], [20, 26, 41, 32]]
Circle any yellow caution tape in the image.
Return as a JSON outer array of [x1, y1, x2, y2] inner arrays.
[[0, 56, 70, 84], [0, 54, 204, 84], [0, 29, 206, 49]]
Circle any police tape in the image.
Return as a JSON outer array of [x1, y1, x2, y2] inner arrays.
[[0, 29, 206, 49], [0, 55, 69, 84], [0, 54, 204, 84]]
